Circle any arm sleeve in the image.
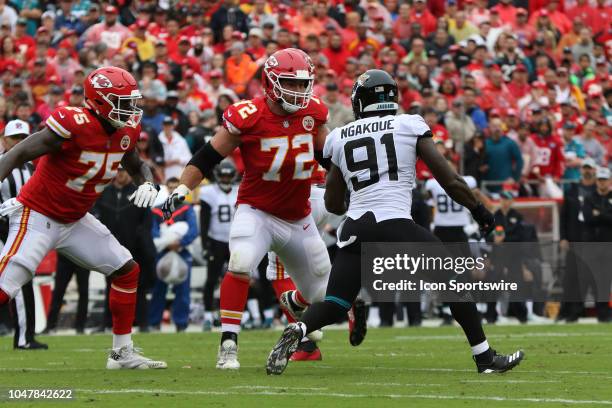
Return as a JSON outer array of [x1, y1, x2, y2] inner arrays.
[[151, 213, 161, 239], [180, 206, 199, 247]]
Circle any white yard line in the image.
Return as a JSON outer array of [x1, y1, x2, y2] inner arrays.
[[73, 388, 612, 405]]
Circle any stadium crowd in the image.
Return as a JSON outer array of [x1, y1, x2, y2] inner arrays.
[[0, 0, 611, 338]]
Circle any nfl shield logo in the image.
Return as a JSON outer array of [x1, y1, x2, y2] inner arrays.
[[283, 120, 289, 128], [120, 135, 131, 150]]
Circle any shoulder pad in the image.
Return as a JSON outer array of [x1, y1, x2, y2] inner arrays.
[[223, 99, 262, 135]]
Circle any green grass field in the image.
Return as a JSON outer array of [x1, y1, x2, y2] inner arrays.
[[1, 324, 612, 407]]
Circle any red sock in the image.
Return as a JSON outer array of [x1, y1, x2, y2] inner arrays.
[[109, 263, 139, 335], [272, 278, 298, 323], [0, 288, 9, 306], [220, 272, 250, 333]]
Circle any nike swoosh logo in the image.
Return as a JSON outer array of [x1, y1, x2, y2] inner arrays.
[[227, 111, 232, 117], [337, 235, 357, 248], [58, 112, 65, 119], [303, 224, 310, 230]]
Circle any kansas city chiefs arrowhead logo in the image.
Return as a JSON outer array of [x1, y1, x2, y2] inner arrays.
[[91, 73, 113, 89]]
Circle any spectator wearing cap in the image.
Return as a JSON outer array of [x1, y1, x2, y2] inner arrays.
[[152, 40, 180, 88], [13, 101, 40, 132], [322, 83, 352, 130], [68, 85, 84, 107], [409, 0, 436, 36], [561, 122, 586, 185], [49, 40, 81, 88], [139, 61, 167, 104], [245, 0, 277, 30], [582, 165, 612, 322], [484, 117, 523, 190], [35, 85, 64, 121], [512, 8, 536, 46], [445, 98, 477, 162], [121, 19, 155, 61], [448, 11, 479, 43], [225, 41, 258, 97], [27, 58, 57, 103], [83, 5, 130, 58], [203, 70, 238, 105], [158, 116, 192, 180], [171, 36, 203, 75], [185, 109, 217, 154], [555, 68, 585, 110], [162, 91, 190, 137], [577, 119, 606, 166], [321, 32, 350, 78], [481, 69, 515, 113], [462, 87, 488, 131], [246, 28, 266, 61], [529, 1, 572, 35], [210, 0, 249, 44], [13, 17, 34, 60]]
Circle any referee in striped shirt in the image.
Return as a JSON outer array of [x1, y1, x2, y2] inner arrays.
[[0, 119, 47, 349]]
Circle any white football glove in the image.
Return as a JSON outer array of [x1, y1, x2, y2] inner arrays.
[[128, 182, 160, 208]]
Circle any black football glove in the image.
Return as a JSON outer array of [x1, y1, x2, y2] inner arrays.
[[161, 185, 189, 220], [471, 203, 495, 237]]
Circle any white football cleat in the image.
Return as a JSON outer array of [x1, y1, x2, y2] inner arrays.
[[216, 339, 240, 370], [106, 343, 167, 369]]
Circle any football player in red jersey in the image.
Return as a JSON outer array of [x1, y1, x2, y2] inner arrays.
[[0, 67, 167, 369], [163, 48, 334, 369]]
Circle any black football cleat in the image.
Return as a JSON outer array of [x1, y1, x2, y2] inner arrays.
[[348, 299, 367, 346], [266, 323, 302, 375], [15, 340, 49, 350], [475, 349, 524, 373]]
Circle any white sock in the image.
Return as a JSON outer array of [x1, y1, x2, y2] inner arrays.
[[471, 340, 490, 356], [247, 299, 260, 322], [526, 301, 534, 316], [241, 311, 250, 324], [204, 312, 213, 322], [113, 334, 132, 349], [263, 308, 274, 320]]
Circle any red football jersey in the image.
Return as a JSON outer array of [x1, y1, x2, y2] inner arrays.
[[18, 106, 139, 223], [223, 96, 328, 220], [530, 134, 565, 179]]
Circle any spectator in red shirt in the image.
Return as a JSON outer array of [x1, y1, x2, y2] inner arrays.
[[507, 65, 531, 101], [411, 0, 437, 36], [245, 27, 266, 61], [393, 3, 412, 39], [321, 31, 350, 76], [530, 2, 572, 35], [171, 37, 202, 75], [566, 0, 597, 30], [530, 118, 565, 182], [592, 0, 612, 36], [491, 0, 518, 26]]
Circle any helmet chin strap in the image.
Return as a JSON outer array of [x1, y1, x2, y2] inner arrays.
[[218, 183, 232, 192], [281, 100, 300, 113]]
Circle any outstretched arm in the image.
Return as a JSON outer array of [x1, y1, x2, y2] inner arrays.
[[0, 128, 64, 181], [417, 135, 478, 210], [417, 135, 494, 234], [179, 127, 240, 190]]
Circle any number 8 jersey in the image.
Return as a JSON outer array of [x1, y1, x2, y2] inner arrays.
[[18, 106, 140, 223], [223, 96, 328, 221], [323, 114, 429, 222]]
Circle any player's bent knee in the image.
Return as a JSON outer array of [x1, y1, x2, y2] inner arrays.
[[0, 261, 34, 299], [109, 260, 139, 283]]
